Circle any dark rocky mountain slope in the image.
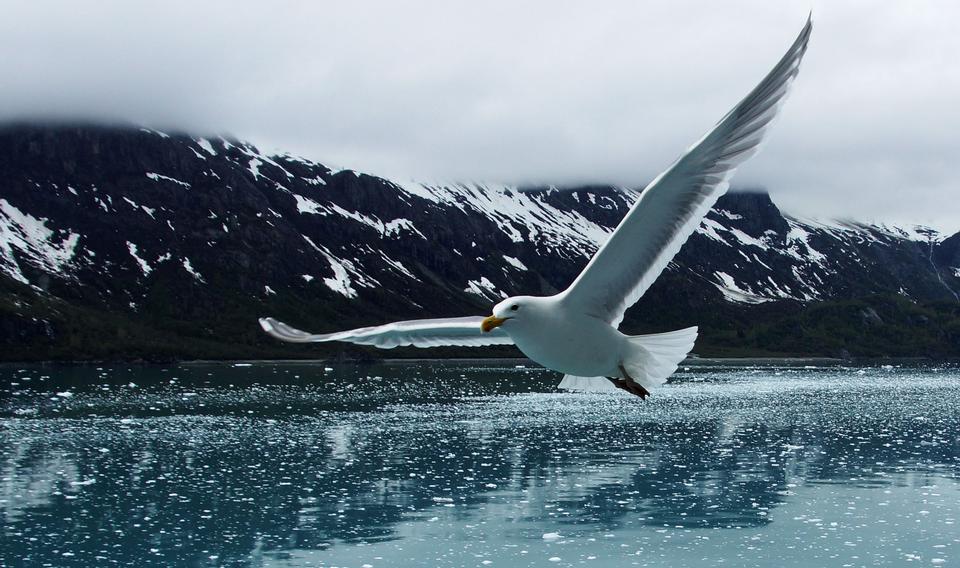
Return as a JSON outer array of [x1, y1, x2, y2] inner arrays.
[[1, 124, 957, 361]]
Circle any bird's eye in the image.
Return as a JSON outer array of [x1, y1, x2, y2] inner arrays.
[[510, 305, 519, 311]]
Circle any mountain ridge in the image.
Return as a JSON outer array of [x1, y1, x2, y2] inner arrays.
[[1, 124, 958, 361]]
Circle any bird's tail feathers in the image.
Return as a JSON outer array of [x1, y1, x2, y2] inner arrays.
[[621, 326, 698, 390], [557, 327, 697, 393]]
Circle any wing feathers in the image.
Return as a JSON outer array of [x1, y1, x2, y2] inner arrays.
[[560, 16, 812, 326], [259, 316, 514, 349]]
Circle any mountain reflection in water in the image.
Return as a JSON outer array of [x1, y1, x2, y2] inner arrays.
[[2, 362, 959, 567]]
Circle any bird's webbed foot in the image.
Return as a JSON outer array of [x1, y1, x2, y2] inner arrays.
[[609, 364, 651, 399]]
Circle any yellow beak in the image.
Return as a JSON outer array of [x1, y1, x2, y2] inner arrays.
[[481, 315, 508, 333]]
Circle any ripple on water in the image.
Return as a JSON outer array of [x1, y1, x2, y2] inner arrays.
[[1, 362, 959, 566]]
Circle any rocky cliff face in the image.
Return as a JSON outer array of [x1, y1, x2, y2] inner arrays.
[[1, 124, 958, 360]]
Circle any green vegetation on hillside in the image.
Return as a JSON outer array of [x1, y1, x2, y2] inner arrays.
[[3, 272, 957, 363]]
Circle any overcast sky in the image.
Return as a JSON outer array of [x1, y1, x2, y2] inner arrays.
[[2, 1, 957, 232]]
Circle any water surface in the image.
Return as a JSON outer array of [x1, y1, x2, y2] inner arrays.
[[2, 361, 959, 567]]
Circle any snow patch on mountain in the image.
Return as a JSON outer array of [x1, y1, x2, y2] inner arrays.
[[319, 252, 357, 299], [294, 195, 323, 215], [405, 182, 613, 254], [0, 199, 80, 284], [126, 242, 152, 276], [502, 255, 528, 271], [146, 173, 191, 188], [390, 180, 444, 204], [713, 271, 772, 304], [383, 218, 424, 239], [464, 276, 504, 301], [379, 253, 419, 280], [195, 138, 217, 156], [182, 258, 204, 283], [785, 224, 827, 266], [238, 145, 293, 181], [301, 235, 379, 298]]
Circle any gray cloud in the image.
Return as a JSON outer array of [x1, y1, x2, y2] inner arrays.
[[1, 0, 957, 232]]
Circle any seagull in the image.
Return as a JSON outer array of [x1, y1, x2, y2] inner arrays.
[[260, 16, 812, 398]]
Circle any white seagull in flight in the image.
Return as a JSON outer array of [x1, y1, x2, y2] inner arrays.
[[261, 16, 812, 398]]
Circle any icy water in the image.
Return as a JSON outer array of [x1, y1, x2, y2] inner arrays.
[[2, 362, 960, 567]]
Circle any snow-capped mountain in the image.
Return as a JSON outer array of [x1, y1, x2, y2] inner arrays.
[[1, 124, 958, 360]]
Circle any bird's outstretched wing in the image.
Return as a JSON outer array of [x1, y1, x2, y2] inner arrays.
[[560, 16, 812, 326], [259, 316, 513, 349]]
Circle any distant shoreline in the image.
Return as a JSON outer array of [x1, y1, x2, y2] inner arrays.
[[3, 356, 955, 368]]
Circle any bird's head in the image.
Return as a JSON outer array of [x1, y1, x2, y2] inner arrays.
[[481, 295, 538, 333]]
